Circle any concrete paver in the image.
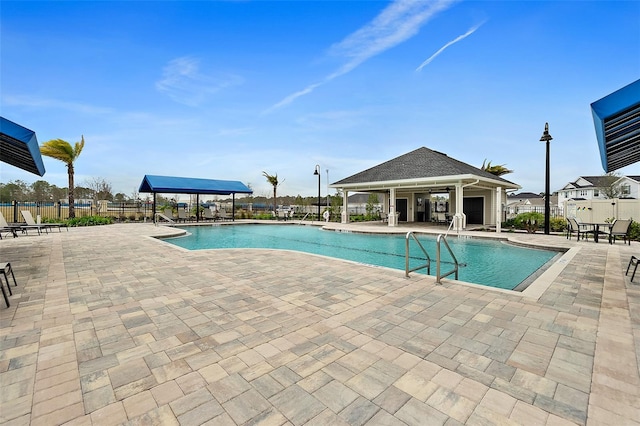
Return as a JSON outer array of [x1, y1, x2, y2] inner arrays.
[[0, 222, 638, 425]]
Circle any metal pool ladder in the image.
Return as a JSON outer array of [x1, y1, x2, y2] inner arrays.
[[405, 232, 431, 277], [405, 231, 459, 284]]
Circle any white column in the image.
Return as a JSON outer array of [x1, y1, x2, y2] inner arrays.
[[455, 184, 466, 229], [496, 187, 502, 233], [389, 188, 396, 227], [341, 190, 349, 223]]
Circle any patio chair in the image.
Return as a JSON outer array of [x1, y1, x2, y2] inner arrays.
[[627, 256, 639, 282], [219, 209, 230, 221], [203, 208, 215, 221], [177, 209, 189, 222], [0, 262, 18, 308], [567, 217, 590, 241], [21, 210, 67, 233], [0, 212, 22, 239], [606, 219, 632, 245]]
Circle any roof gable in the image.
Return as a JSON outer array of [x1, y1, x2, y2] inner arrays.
[[333, 147, 516, 186], [139, 175, 252, 195]]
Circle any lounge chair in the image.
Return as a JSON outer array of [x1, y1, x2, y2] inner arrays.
[[0, 262, 18, 308], [0, 212, 23, 239], [606, 219, 632, 245], [627, 256, 639, 282], [219, 209, 230, 221], [567, 217, 590, 241], [21, 210, 67, 233], [177, 209, 189, 222], [203, 208, 216, 221]]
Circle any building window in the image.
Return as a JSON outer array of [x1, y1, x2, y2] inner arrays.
[[621, 185, 631, 196], [594, 189, 599, 197], [580, 190, 587, 197]]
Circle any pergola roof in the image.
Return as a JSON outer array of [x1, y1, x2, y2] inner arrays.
[[0, 116, 46, 176], [591, 79, 640, 172], [139, 175, 252, 195], [331, 147, 519, 191]]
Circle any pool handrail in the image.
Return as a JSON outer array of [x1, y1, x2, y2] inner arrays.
[[298, 212, 311, 225], [405, 231, 431, 277], [436, 234, 459, 284]]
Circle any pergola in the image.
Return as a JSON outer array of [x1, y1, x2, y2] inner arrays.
[[138, 175, 253, 222], [0, 117, 46, 176], [591, 79, 640, 172]]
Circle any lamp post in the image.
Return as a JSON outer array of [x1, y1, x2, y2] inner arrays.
[[314, 165, 320, 221], [540, 122, 553, 235]]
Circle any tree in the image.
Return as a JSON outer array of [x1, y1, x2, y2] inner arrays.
[[480, 159, 513, 176], [40, 136, 85, 218], [31, 180, 51, 202], [599, 172, 622, 199], [0, 180, 30, 202], [262, 171, 282, 211], [85, 177, 113, 201]]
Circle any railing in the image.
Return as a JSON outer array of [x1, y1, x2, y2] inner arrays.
[[436, 234, 459, 284], [405, 231, 431, 277], [405, 231, 460, 284], [298, 212, 311, 224]]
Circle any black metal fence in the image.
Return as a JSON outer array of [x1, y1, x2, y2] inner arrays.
[[1, 201, 155, 223]]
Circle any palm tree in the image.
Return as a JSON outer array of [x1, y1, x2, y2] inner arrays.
[[40, 136, 85, 218], [480, 159, 513, 176], [262, 171, 281, 211]]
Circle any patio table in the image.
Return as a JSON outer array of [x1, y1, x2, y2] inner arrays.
[[581, 222, 612, 243]]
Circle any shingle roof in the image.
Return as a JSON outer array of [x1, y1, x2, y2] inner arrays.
[[333, 147, 517, 186]]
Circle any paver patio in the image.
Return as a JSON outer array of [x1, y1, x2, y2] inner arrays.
[[0, 222, 638, 425]]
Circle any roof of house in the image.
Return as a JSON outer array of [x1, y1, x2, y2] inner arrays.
[[508, 192, 543, 199], [332, 147, 517, 187], [562, 175, 640, 190]]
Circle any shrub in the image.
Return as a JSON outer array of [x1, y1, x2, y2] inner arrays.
[[629, 220, 640, 241], [513, 212, 545, 233], [66, 215, 113, 227], [550, 217, 567, 233]]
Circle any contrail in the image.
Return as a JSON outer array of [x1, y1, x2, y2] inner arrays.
[[416, 21, 485, 72], [264, 0, 458, 113]]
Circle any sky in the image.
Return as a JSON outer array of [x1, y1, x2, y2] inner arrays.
[[1, 0, 639, 201]]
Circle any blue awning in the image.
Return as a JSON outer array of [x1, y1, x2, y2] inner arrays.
[[591, 79, 640, 172], [0, 116, 46, 176], [139, 175, 253, 195]]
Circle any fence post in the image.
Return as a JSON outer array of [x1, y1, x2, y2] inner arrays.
[[12, 201, 18, 222], [57, 202, 61, 219]]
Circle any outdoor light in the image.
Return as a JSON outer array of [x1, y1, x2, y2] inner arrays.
[[540, 122, 553, 235], [314, 165, 320, 221]]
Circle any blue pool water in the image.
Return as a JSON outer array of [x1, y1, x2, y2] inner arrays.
[[164, 224, 558, 290]]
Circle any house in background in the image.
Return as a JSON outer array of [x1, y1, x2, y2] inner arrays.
[[557, 175, 640, 206], [506, 192, 561, 218]]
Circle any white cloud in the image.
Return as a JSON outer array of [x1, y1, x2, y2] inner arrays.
[[155, 56, 243, 106], [2, 94, 114, 115]]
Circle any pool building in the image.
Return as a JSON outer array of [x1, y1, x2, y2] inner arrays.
[[331, 147, 520, 230]]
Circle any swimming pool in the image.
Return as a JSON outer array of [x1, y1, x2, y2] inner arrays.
[[163, 224, 559, 290]]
